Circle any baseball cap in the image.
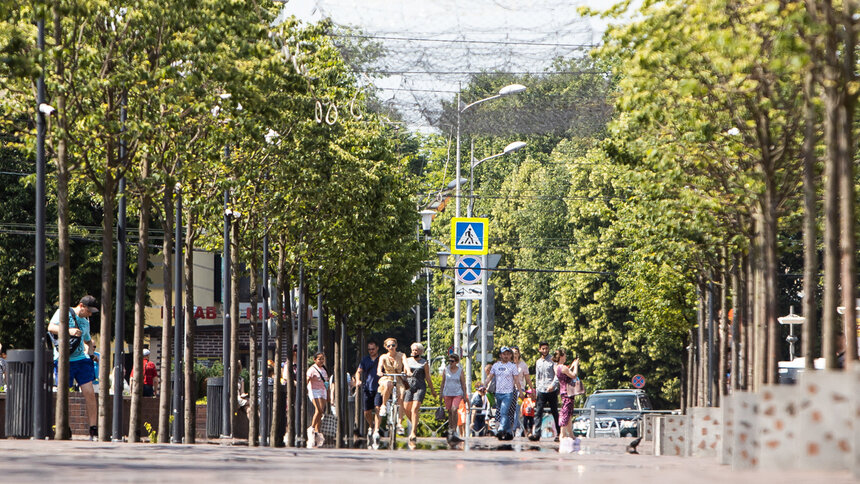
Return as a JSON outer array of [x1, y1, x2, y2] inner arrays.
[[143, 349, 151, 357], [501, 346, 512, 354], [79, 295, 99, 313]]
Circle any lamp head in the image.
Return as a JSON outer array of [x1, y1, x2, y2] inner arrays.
[[437, 251, 450, 268], [503, 141, 527, 155], [419, 209, 436, 234], [499, 84, 526, 96]]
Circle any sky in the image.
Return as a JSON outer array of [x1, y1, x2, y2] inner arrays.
[[279, 0, 622, 130]]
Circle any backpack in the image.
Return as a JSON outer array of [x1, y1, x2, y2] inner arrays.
[[47, 309, 82, 355]]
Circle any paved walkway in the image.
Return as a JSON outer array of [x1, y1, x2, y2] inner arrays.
[[0, 437, 852, 483]]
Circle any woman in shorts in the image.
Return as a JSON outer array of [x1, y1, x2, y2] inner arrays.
[[306, 352, 329, 447], [440, 353, 469, 443], [377, 337, 410, 418], [553, 349, 580, 438], [404, 342, 436, 442]]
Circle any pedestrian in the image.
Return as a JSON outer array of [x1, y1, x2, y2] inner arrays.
[[130, 348, 159, 397], [553, 349, 580, 439], [485, 346, 522, 441], [511, 346, 529, 435], [521, 389, 536, 438], [404, 342, 435, 442], [440, 353, 468, 443], [47, 295, 100, 439], [306, 352, 329, 448], [470, 384, 490, 436], [0, 343, 7, 391], [530, 341, 559, 441], [355, 340, 382, 444]]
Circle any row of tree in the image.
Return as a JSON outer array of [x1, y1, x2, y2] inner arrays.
[[1, 1, 423, 444]]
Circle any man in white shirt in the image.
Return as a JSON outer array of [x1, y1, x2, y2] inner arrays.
[[530, 341, 559, 440], [485, 346, 522, 441]]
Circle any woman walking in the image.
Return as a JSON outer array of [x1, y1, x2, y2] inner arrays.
[[440, 353, 468, 443], [404, 342, 435, 442], [306, 352, 329, 447], [553, 349, 580, 438]]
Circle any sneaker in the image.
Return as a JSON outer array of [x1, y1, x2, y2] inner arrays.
[[379, 405, 387, 417], [307, 426, 316, 447], [504, 432, 514, 441], [89, 426, 98, 441], [315, 431, 325, 447]]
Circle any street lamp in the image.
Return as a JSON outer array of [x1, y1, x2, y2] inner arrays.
[[419, 210, 436, 235], [469, 141, 527, 217], [778, 306, 805, 361]]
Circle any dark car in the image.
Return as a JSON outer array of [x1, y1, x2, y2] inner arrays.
[[572, 389, 652, 437]]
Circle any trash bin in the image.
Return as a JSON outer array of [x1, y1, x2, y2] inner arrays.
[[206, 377, 223, 438], [4, 350, 34, 438]]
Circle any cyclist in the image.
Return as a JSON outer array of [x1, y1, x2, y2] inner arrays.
[[441, 353, 468, 443], [377, 338, 410, 419], [404, 342, 436, 442]]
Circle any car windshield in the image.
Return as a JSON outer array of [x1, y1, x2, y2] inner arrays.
[[585, 394, 638, 410]]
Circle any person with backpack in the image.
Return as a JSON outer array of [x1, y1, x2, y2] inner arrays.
[[47, 295, 100, 439]]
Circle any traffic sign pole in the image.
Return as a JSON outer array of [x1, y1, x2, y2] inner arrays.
[[465, 300, 472, 394], [480, 253, 488, 383]]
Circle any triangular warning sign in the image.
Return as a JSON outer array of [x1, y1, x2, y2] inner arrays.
[[457, 224, 482, 246]]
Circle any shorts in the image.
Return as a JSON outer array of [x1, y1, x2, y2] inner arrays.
[[379, 377, 406, 398], [559, 395, 576, 427], [363, 388, 382, 410], [308, 388, 327, 400], [53, 358, 95, 388], [143, 384, 155, 397], [443, 395, 463, 411], [403, 387, 426, 402]]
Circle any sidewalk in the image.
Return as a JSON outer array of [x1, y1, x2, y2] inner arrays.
[[0, 437, 851, 483]]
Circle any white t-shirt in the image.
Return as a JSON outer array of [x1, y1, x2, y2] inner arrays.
[[515, 360, 529, 389], [490, 361, 520, 394]]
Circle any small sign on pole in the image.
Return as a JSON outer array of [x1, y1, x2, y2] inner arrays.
[[632, 374, 646, 389], [451, 217, 488, 255]]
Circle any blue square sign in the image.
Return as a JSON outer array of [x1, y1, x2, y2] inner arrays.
[[451, 217, 488, 255]]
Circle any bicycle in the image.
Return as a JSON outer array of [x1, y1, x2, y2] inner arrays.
[[381, 372, 407, 449]]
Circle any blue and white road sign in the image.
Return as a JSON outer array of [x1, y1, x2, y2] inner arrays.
[[450, 217, 489, 255], [455, 255, 483, 284]]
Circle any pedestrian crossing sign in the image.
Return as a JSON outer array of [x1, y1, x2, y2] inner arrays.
[[451, 217, 489, 255]]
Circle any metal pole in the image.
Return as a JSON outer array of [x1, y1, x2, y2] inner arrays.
[[465, 300, 472, 395], [455, 89, 461, 218], [172, 170, 184, 443], [317, 287, 323, 352], [221, 185, 231, 437], [32, 16, 47, 440], [296, 265, 305, 446], [112, 96, 127, 441], [454, 300, 460, 356], [261, 234, 269, 446], [480, 253, 488, 383], [426, 272, 431, 362]]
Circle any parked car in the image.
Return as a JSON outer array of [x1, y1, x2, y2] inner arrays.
[[572, 389, 652, 437]]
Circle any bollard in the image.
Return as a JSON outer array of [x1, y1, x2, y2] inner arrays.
[[587, 407, 596, 439], [206, 377, 223, 438], [4, 350, 35, 438]]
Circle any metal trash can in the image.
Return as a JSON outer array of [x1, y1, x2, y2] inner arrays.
[[206, 377, 223, 438], [4, 350, 34, 438]]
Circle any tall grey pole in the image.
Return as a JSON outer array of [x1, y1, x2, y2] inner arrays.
[[32, 16, 48, 440], [426, 272, 431, 362], [465, 300, 472, 395], [112, 96, 128, 441], [317, 288, 323, 352], [296, 265, 305, 446], [172, 171, 184, 443], [480, 254, 488, 383], [260, 234, 269, 446], [221, 185, 231, 437]]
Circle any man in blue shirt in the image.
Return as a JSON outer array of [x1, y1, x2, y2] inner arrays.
[[354, 340, 381, 442], [48, 295, 99, 440]]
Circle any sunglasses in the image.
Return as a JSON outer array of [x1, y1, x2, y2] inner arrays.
[[386, 344, 396, 348]]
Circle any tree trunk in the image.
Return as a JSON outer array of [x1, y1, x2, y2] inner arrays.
[[97, 171, 115, 441], [838, 0, 857, 368], [52, 3, 71, 441], [183, 214, 196, 444], [128, 153, 151, 442], [753, 213, 768, 391], [686, 328, 695, 411], [334, 313, 343, 448], [248, 240, 259, 447], [762, 187, 779, 384], [697, 287, 705, 406], [731, 255, 741, 391], [157, 187, 174, 443], [229, 221, 240, 422], [271, 241, 286, 447], [802, 70, 820, 370], [745, 253, 755, 389], [822, 0, 842, 369]]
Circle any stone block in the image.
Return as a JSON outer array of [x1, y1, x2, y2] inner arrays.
[[796, 370, 853, 470], [689, 407, 721, 458], [730, 391, 759, 470], [643, 413, 655, 441], [654, 414, 689, 456], [756, 385, 798, 470], [718, 396, 733, 465]]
